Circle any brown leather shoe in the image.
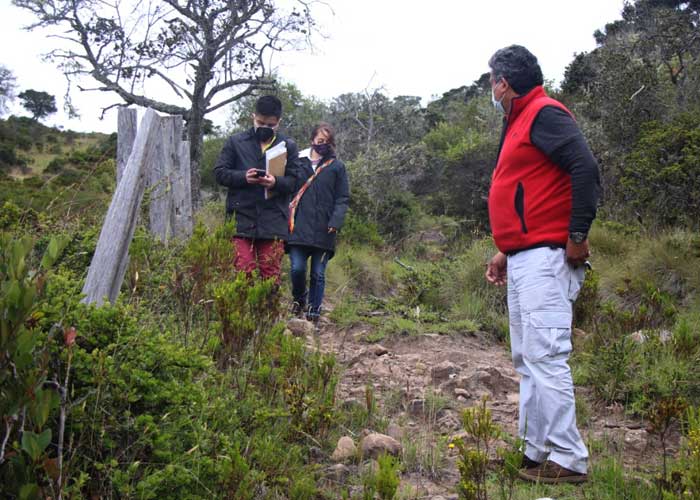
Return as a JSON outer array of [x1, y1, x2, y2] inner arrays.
[[521, 455, 541, 469], [518, 460, 587, 484]]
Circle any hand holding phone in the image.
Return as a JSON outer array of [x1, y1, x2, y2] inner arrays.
[[254, 169, 267, 177]]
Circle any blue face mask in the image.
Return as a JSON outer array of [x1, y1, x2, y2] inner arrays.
[[491, 87, 506, 115]]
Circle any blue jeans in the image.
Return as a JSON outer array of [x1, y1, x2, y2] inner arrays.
[[288, 245, 329, 318]]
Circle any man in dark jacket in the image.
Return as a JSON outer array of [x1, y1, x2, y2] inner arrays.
[[484, 45, 599, 484], [214, 95, 300, 282]]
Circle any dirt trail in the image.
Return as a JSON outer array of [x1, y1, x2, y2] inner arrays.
[[300, 315, 681, 498]]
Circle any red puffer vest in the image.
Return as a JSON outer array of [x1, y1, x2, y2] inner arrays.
[[488, 86, 573, 254]]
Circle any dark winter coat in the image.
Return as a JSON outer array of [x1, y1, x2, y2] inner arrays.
[[214, 129, 300, 240], [287, 151, 350, 256]]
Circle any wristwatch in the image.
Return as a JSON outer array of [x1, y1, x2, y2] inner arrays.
[[569, 232, 587, 244]]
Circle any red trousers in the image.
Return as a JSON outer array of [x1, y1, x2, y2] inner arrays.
[[232, 237, 284, 283]]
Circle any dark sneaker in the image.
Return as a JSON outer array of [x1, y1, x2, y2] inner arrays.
[[518, 460, 587, 484], [291, 301, 305, 317], [521, 455, 541, 469], [306, 313, 320, 325]]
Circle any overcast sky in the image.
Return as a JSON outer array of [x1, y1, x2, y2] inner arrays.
[[0, 0, 624, 134]]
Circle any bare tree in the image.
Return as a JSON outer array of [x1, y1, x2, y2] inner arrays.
[[13, 0, 316, 206]]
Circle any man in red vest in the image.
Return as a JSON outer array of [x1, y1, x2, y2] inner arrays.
[[485, 45, 599, 484]]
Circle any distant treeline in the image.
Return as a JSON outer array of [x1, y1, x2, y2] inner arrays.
[[202, 0, 700, 240]]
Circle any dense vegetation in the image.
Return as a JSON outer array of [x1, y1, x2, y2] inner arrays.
[[1, 0, 700, 498]]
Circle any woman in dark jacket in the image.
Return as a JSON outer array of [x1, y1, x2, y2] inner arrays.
[[287, 123, 350, 322]]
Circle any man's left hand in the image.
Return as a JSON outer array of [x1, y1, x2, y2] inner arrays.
[[566, 238, 590, 267], [258, 174, 276, 189]]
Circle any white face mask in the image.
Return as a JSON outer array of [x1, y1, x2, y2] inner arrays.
[[491, 87, 506, 115]]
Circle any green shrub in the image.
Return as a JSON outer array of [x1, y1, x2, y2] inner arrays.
[[622, 112, 700, 229]]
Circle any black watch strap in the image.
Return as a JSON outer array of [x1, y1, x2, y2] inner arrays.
[[569, 231, 587, 244]]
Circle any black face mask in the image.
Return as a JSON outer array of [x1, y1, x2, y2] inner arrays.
[[312, 143, 333, 157], [255, 126, 275, 143]]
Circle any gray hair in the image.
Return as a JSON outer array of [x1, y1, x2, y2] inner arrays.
[[488, 45, 544, 95]]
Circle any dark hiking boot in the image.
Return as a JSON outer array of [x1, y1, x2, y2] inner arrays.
[[521, 455, 541, 469], [518, 460, 587, 484]]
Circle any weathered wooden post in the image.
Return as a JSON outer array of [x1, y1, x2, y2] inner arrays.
[[172, 139, 193, 238], [147, 115, 182, 242], [116, 108, 137, 185], [82, 108, 161, 305]]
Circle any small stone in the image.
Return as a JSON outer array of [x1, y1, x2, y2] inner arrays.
[[370, 344, 389, 356], [659, 329, 672, 343], [360, 433, 402, 459], [331, 436, 357, 463], [287, 318, 315, 337], [431, 361, 460, 383], [454, 388, 470, 398], [308, 446, 324, 461], [326, 463, 351, 483], [629, 330, 647, 344], [407, 398, 425, 416]]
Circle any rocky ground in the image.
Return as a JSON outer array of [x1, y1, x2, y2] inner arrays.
[[285, 315, 681, 499]]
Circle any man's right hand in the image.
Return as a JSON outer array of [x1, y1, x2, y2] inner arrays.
[[245, 168, 262, 184], [485, 251, 507, 286]]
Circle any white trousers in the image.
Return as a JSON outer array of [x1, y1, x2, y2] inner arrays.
[[507, 247, 588, 473]]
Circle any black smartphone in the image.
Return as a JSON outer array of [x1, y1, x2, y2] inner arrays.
[[254, 169, 267, 177]]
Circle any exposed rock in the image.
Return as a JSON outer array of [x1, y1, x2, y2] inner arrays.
[[454, 388, 470, 398], [407, 398, 426, 417], [462, 367, 518, 396], [369, 358, 393, 378], [331, 436, 357, 463], [437, 409, 461, 431], [360, 433, 402, 458], [326, 463, 351, 483], [431, 361, 460, 384], [370, 344, 389, 356], [287, 318, 315, 337], [386, 423, 404, 441], [624, 428, 649, 453]]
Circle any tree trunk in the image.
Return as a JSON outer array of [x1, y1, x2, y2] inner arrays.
[[186, 110, 204, 209]]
